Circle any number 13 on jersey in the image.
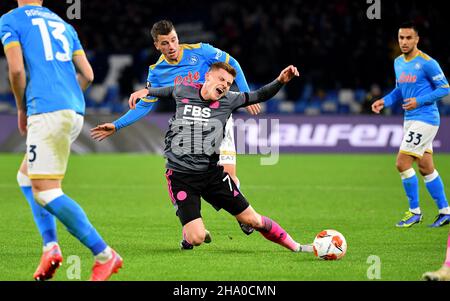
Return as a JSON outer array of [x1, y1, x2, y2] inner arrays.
[[32, 18, 71, 62]]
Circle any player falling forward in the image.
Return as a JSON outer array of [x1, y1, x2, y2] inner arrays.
[[372, 22, 450, 228], [92, 62, 313, 253], [1, 0, 122, 280], [94, 20, 260, 237]]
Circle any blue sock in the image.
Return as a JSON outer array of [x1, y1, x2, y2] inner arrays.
[[425, 171, 449, 211], [43, 194, 107, 255], [401, 169, 419, 211], [20, 186, 57, 245]]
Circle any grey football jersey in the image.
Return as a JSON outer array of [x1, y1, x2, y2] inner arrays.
[[147, 80, 283, 173]]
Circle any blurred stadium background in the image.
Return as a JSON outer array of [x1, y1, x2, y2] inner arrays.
[[1, 0, 450, 154]]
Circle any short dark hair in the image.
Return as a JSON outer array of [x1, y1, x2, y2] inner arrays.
[[209, 62, 237, 78], [399, 21, 419, 35], [150, 20, 175, 41]]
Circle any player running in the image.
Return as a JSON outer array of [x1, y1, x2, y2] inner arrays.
[[372, 22, 450, 228], [92, 62, 313, 253], [1, 0, 122, 280], [96, 20, 260, 236]]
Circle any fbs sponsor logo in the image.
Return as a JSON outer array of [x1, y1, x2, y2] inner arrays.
[[244, 123, 406, 148]]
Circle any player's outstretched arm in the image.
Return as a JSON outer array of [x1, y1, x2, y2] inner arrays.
[[129, 88, 149, 109], [227, 55, 261, 115], [146, 86, 175, 99], [277, 65, 300, 84], [241, 65, 299, 107], [90, 123, 116, 141], [371, 99, 385, 114]]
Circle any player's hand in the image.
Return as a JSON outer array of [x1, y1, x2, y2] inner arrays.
[[402, 98, 418, 111], [245, 103, 262, 115], [277, 65, 300, 84], [90, 123, 116, 141], [17, 109, 27, 136], [371, 99, 385, 114], [128, 88, 149, 110]]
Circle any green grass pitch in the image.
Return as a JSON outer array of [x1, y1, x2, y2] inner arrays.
[[0, 153, 449, 281]]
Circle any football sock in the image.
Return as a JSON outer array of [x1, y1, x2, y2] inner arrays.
[[400, 168, 420, 213], [424, 170, 450, 213], [257, 216, 299, 251], [95, 246, 113, 263], [445, 234, 450, 268], [17, 172, 57, 246], [43, 241, 59, 253], [35, 189, 107, 256]]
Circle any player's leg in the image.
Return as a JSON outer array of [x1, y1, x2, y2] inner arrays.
[[395, 152, 422, 227], [202, 167, 312, 252], [165, 169, 211, 249], [395, 121, 426, 227], [182, 218, 207, 247], [28, 111, 121, 281], [422, 233, 450, 280], [219, 116, 254, 235], [418, 152, 450, 227], [17, 155, 58, 250], [235, 206, 312, 252]]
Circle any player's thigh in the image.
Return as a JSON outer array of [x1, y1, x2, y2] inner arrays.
[[417, 152, 435, 175], [202, 167, 249, 216], [399, 120, 438, 159], [219, 116, 237, 167], [26, 110, 82, 180], [19, 154, 28, 174], [165, 169, 203, 226]]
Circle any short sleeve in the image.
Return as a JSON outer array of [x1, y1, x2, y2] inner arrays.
[[0, 14, 20, 51], [67, 24, 84, 56], [201, 43, 230, 65], [147, 67, 160, 87]]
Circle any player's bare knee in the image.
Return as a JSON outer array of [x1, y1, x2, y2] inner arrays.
[[396, 160, 411, 172], [187, 232, 205, 246], [418, 165, 434, 177]]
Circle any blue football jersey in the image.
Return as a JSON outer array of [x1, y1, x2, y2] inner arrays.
[[143, 43, 250, 103], [0, 4, 85, 116], [384, 51, 450, 126]]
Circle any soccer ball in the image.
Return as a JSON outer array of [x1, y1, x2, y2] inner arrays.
[[313, 229, 347, 260]]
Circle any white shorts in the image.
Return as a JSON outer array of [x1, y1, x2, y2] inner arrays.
[[26, 110, 83, 179], [399, 120, 438, 158], [219, 115, 236, 165]]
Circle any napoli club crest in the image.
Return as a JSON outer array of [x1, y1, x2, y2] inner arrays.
[[189, 55, 199, 65]]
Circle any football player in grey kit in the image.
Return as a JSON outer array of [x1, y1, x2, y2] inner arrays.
[[92, 62, 313, 252]]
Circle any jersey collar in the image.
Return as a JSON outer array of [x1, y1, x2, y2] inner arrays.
[[24, 2, 43, 6], [402, 50, 421, 63]]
